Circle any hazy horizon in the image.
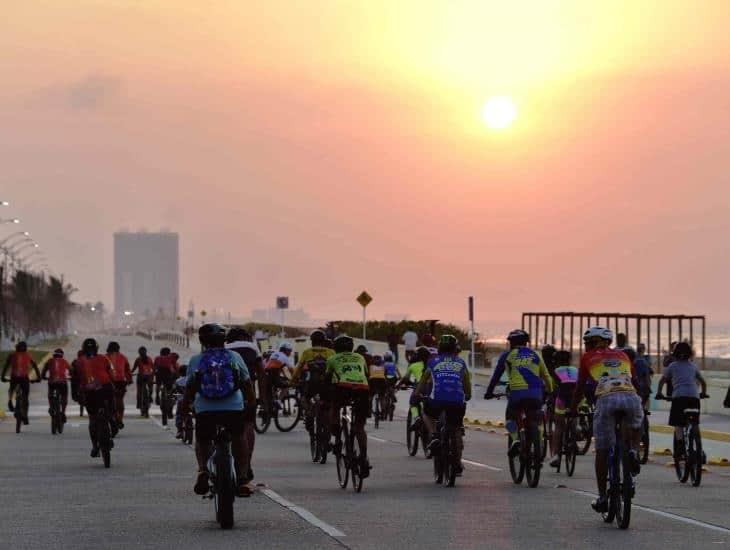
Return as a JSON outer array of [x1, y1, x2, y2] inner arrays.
[[3, 1, 730, 325]]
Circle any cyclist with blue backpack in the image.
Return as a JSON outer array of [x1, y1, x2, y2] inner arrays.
[[182, 323, 256, 497]]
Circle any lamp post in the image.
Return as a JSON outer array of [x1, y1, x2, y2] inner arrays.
[[0, 232, 30, 247], [0, 218, 20, 225], [12, 242, 38, 256]]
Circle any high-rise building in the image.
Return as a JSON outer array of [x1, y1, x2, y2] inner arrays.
[[114, 231, 179, 318]]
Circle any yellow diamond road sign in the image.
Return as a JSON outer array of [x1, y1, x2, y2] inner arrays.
[[356, 291, 372, 308]]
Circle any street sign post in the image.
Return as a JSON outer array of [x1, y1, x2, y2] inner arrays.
[[276, 296, 289, 336], [468, 296, 475, 371], [356, 291, 372, 340]]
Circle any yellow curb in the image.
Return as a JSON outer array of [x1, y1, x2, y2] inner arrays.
[[0, 409, 5, 419], [653, 448, 673, 456], [708, 457, 730, 466], [472, 419, 481, 425], [650, 424, 730, 443]]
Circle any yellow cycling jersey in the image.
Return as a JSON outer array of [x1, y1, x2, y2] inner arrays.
[[291, 347, 334, 384], [494, 346, 554, 395], [368, 363, 386, 379], [325, 352, 369, 389]]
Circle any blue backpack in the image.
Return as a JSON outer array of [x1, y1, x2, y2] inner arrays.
[[195, 349, 239, 400]]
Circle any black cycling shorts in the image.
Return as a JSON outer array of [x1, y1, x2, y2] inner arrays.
[[83, 386, 114, 415], [668, 396, 701, 427], [47, 382, 69, 400], [195, 410, 246, 441], [424, 400, 466, 427], [113, 381, 128, 396], [369, 378, 386, 396], [331, 386, 370, 423]]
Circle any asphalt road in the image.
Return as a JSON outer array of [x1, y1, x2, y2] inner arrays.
[[2, 336, 729, 549]]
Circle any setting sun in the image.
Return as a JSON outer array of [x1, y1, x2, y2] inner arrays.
[[482, 96, 518, 130]]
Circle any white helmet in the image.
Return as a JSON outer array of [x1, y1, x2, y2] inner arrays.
[[383, 350, 394, 360], [279, 341, 293, 352], [583, 326, 613, 342]]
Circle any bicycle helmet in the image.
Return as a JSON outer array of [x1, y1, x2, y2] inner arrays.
[[198, 323, 227, 349], [437, 334, 458, 354], [372, 355, 384, 366], [107, 341, 120, 353], [82, 338, 99, 355], [583, 326, 613, 342], [138, 346, 147, 356], [415, 346, 431, 363], [279, 341, 294, 352], [226, 327, 251, 343], [309, 329, 326, 346], [53, 348, 64, 358], [355, 344, 369, 354], [383, 350, 394, 361], [507, 329, 530, 346], [554, 350, 572, 366], [333, 335, 354, 353], [15, 341, 27, 352], [160, 347, 171, 356]]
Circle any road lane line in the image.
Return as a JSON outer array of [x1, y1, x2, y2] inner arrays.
[[462, 459, 502, 472], [261, 488, 346, 538], [368, 435, 388, 443], [570, 489, 730, 535]]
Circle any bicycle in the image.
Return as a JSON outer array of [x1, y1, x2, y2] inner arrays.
[[406, 399, 428, 457], [601, 411, 635, 529], [382, 384, 395, 422], [372, 392, 382, 429], [160, 385, 175, 426], [182, 410, 195, 445], [273, 387, 301, 432], [204, 425, 237, 529], [554, 412, 578, 476], [49, 386, 65, 435], [639, 408, 650, 465], [659, 394, 708, 487], [432, 411, 461, 487], [576, 401, 594, 455], [90, 399, 114, 468], [14, 385, 29, 434], [334, 400, 366, 493], [140, 382, 152, 418], [307, 394, 329, 464], [539, 405, 550, 461], [494, 393, 542, 488]]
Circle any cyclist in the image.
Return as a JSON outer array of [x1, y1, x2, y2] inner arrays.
[[154, 347, 176, 405], [655, 341, 709, 459], [107, 342, 132, 429], [41, 348, 71, 423], [368, 354, 387, 414], [174, 364, 189, 439], [132, 346, 154, 413], [2, 341, 41, 423], [225, 327, 264, 492], [549, 350, 578, 467], [383, 350, 401, 402], [326, 335, 371, 477], [484, 330, 554, 458], [77, 338, 116, 457], [291, 329, 334, 433], [571, 327, 643, 514], [416, 335, 471, 474], [181, 323, 255, 497], [634, 343, 653, 409], [541, 344, 558, 382], [263, 341, 295, 410]]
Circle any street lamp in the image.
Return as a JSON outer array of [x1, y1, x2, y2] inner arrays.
[[0, 201, 8, 207], [0, 232, 30, 247], [12, 242, 38, 255], [0, 218, 20, 225]]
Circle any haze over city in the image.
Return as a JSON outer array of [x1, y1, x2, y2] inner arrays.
[[3, 1, 730, 324]]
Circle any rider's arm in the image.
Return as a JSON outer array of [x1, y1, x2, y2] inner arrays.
[[41, 360, 51, 380], [1, 354, 11, 380], [131, 359, 139, 375], [571, 359, 590, 413], [415, 369, 432, 397], [696, 369, 708, 395], [31, 361, 41, 381], [462, 367, 472, 400], [485, 353, 508, 396], [538, 357, 554, 394]]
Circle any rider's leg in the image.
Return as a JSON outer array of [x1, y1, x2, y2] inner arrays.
[[243, 420, 255, 479], [21, 379, 30, 421], [551, 414, 565, 456], [232, 429, 249, 481], [595, 450, 609, 496]]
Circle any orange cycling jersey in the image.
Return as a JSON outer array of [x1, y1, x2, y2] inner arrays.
[[579, 348, 636, 398], [9, 352, 35, 378], [368, 363, 386, 380], [46, 357, 71, 383], [108, 352, 132, 383], [134, 357, 154, 376], [265, 351, 293, 370], [78, 355, 113, 390]]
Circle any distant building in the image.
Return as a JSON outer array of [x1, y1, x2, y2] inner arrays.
[[251, 306, 311, 326], [114, 231, 179, 318]]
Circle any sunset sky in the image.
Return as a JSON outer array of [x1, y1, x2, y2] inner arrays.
[[2, 1, 729, 325]]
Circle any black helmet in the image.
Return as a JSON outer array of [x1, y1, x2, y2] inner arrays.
[[333, 335, 354, 353], [541, 344, 556, 356], [160, 347, 171, 356], [138, 346, 147, 356], [53, 348, 64, 357], [310, 329, 326, 346], [507, 329, 530, 346], [178, 364, 188, 376], [438, 334, 458, 354], [15, 341, 27, 352], [226, 327, 251, 343], [415, 346, 431, 363], [198, 323, 226, 349], [355, 344, 369, 354], [82, 338, 99, 355], [554, 350, 572, 366], [673, 341, 693, 361], [107, 341, 120, 353]]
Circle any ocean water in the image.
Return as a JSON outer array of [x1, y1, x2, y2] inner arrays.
[[479, 321, 730, 359]]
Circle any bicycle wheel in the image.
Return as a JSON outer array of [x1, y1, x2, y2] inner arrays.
[[351, 430, 364, 493], [445, 432, 457, 487], [508, 435, 525, 484], [388, 393, 395, 421], [577, 413, 592, 455], [317, 414, 328, 465], [254, 402, 271, 434], [373, 396, 380, 430], [406, 410, 419, 456], [336, 423, 349, 489], [639, 415, 650, 465], [275, 393, 301, 432], [674, 436, 688, 482], [51, 411, 58, 435], [564, 421, 577, 477], [184, 417, 194, 444], [214, 452, 235, 529], [603, 453, 619, 524], [161, 404, 168, 426], [688, 426, 703, 487], [617, 450, 633, 529], [525, 427, 542, 488], [539, 413, 548, 461], [309, 418, 320, 462]]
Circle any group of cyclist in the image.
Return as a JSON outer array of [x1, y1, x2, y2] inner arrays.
[[3, 322, 711, 519]]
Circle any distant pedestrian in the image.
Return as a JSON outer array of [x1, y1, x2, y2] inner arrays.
[[403, 329, 418, 363]]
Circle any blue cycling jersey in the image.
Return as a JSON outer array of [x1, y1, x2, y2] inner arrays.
[[384, 361, 398, 378], [426, 354, 468, 403]]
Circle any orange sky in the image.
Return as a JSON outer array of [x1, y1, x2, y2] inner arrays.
[[2, 1, 730, 324]]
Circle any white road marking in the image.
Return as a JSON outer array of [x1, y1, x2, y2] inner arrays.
[[261, 487, 346, 538], [570, 489, 730, 535], [462, 458, 502, 472], [368, 435, 388, 443]]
